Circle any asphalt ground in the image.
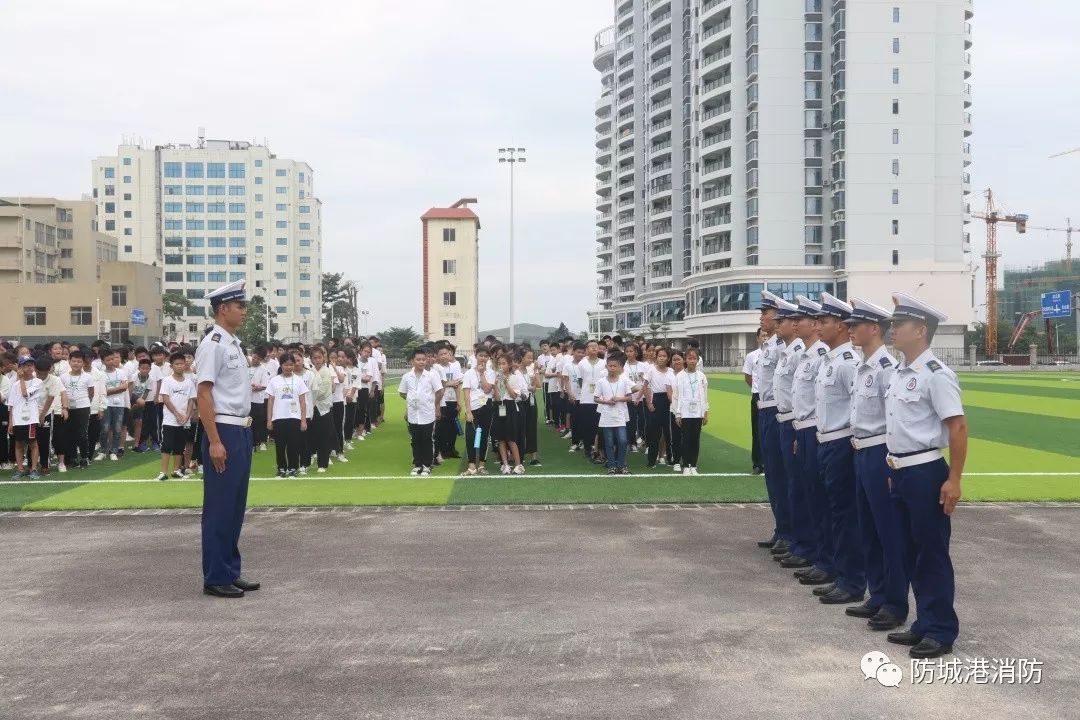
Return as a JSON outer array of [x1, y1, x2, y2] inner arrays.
[[1, 504, 1076, 719]]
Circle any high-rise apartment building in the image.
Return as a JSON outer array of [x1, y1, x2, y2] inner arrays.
[[421, 199, 481, 344], [91, 132, 323, 342], [590, 0, 975, 361]]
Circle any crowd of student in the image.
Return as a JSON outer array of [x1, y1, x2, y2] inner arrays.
[[394, 334, 710, 477]]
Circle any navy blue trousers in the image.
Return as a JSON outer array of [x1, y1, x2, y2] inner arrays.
[[758, 407, 791, 543], [891, 457, 959, 645], [795, 427, 833, 575], [201, 423, 253, 586], [855, 443, 909, 619], [818, 437, 866, 596], [780, 419, 815, 560]]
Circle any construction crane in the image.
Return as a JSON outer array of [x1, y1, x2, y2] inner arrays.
[[1026, 219, 1074, 272], [972, 188, 1028, 356]]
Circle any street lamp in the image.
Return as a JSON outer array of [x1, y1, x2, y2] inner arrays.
[[497, 146, 526, 343]]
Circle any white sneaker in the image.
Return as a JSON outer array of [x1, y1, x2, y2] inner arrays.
[[346, 442, 355, 451], [561, 431, 572, 439], [94, 453, 106, 461], [155, 472, 168, 481], [513, 464, 525, 475], [658, 458, 666, 465], [109, 453, 118, 462], [501, 465, 511, 475], [568, 444, 578, 453], [299, 466, 308, 475], [410, 467, 421, 476], [337, 455, 348, 464], [691, 467, 700, 475], [420, 467, 431, 476], [317, 467, 327, 473], [58, 463, 67, 473], [683, 467, 692, 476], [672, 463, 682, 473], [258, 443, 267, 452], [356, 434, 366, 441]]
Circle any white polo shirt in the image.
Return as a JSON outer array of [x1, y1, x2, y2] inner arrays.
[[398, 368, 443, 425]]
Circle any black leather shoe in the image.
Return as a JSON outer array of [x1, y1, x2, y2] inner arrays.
[[772, 552, 792, 562], [909, 638, 953, 659], [232, 577, 260, 592], [798, 570, 835, 586], [793, 565, 816, 579], [845, 601, 879, 618], [757, 538, 778, 548], [812, 582, 837, 596], [752, 465, 764, 475], [887, 630, 923, 646], [779, 555, 811, 568], [204, 584, 244, 598], [868, 610, 904, 631], [770, 542, 790, 556], [819, 588, 864, 605]]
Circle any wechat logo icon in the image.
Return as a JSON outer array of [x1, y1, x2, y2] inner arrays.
[[861, 651, 903, 687]]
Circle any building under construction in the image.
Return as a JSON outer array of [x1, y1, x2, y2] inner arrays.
[[1000, 259, 1079, 351]]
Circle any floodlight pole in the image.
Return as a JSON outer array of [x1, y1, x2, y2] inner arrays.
[[498, 147, 526, 343]]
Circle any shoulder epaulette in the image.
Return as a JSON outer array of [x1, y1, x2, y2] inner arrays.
[[775, 338, 783, 346], [211, 333, 221, 343], [879, 357, 892, 368], [842, 351, 854, 360], [926, 360, 942, 372], [817, 347, 827, 356]]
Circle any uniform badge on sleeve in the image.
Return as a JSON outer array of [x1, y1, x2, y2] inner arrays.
[[211, 333, 221, 343], [906, 378, 918, 390], [842, 351, 854, 360], [926, 360, 942, 372], [817, 347, 827, 356], [879, 357, 892, 368]]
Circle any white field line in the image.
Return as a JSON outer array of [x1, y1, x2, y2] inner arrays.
[[0, 471, 1078, 486]]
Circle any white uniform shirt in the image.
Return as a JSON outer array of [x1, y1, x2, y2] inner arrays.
[[595, 376, 633, 427], [194, 324, 253, 418], [40, 374, 64, 416], [561, 355, 580, 401], [372, 348, 387, 384], [814, 341, 860, 433], [300, 368, 316, 420], [7, 377, 44, 426], [436, 361, 463, 405], [462, 367, 496, 411], [330, 365, 346, 403], [774, 339, 804, 414], [398, 368, 443, 425], [743, 348, 762, 394], [249, 363, 272, 404], [147, 362, 169, 402], [674, 369, 709, 419], [60, 372, 92, 410], [885, 349, 964, 453], [89, 368, 107, 414], [645, 365, 675, 400], [267, 374, 309, 421], [792, 340, 829, 422], [546, 353, 564, 392], [757, 335, 785, 401], [576, 357, 606, 405], [159, 374, 197, 427], [358, 357, 375, 390], [102, 367, 131, 408], [850, 345, 897, 439]]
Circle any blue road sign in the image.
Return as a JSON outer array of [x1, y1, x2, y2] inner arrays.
[[130, 308, 146, 326], [1041, 291, 1073, 319]]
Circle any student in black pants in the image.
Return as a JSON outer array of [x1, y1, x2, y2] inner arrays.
[[266, 352, 308, 477], [645, 347, 675, 468]]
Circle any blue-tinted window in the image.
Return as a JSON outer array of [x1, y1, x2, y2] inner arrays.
[[104, 202, 115, 213], [208, 237, 226, 248], [104, 167, 115, 178], [228, 163, 245, 178], [164, 219, 183, 230], [208, 271, 227, 282], [275, 186, 287, 194], [164, 162, 182, 178], [185, 162, 204, 178], [255, 228, 263, 236], [275, 306, 287, 313], [207, 163, 226, 178], [122, 176, 131, 183], [186, 272, 205, 282], [276, 237, 288, 246], [299, 256, 311, 264], [186, 237, 204, 248], [300, 290, 311, 298], [229, 237, 245, 247], [207, 254, 227, 265], [229, 255, 246, 265], [186, 219, 204, 230], [229, 272, 245, 281], [164, 185, 182, 195], [255, 211, 264, 219], [207, 220, 225, 230], [165, 272, 183, 282], [299, 172, 305, 183], [299, 205, 310, 214], [254, 159, 263, 167], [186, 185, 204, 195], [275, 254, 287, 263], [164, 202, 182, 212], [185, 202, 204, 213], [300, 307, 311, 315], [229, 203, 245, 213], [165, 236, 182, 247], [228, 185, 245, 196], [164, 255, 182, 265], [275, 168, 287, 176], [275, 289, 287, 297], [123, 228, 132, 236], [274, 272, 287, 280], [299, 223, 310, 231], [123, 157, 132, 166], [104, 219, 115, 231], [299, 238, 312, 247], [229, 220, 245, 230], [275, 203, 287, 211], [299, 273, 310, 281], [207, 185, 226, 196], [207, 202, 226, 213], [186, 254, 204, 265], [275, 220, 287, 228], [299, 190, 305, 199], [255, 245, 264, 254], [254, 177, 263, 185]]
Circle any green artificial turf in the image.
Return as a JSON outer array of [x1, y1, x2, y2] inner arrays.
[[2, 372, 1077, 510]]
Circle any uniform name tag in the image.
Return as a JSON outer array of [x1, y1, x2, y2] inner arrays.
[[498, 404, 507, 417], [689, 401, 700, 415]]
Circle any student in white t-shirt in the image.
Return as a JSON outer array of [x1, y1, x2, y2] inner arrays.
[[145, 345, 169, 450], [560, 343, 585, 445], [34, 357, 66, 475], [622, 342, 647, 450], [156, 352, 196, 481], [434, 344, 463, 462], [7, 358, 50, 480], [298, 360, 317, 473], [59, 350, 94, 468], [355, 344, 375, 438], [248, 348, 272, 452], [644, 346, 676, 468], [97, 348, 131, 461], [575, 340, 606, 464], [266, 352, 309, 477], [674, 348, 709, 475], [461, 347, 496, 475], [595, 350, 642, 475]]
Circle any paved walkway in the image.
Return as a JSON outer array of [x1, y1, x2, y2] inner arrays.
[[1, 504, 1075, 719]]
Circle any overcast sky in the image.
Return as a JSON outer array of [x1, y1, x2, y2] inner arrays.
[[2, 0, 1077, 332]]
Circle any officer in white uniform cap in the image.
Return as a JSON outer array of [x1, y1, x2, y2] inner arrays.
[[770, 298, 808, 563], [812, 292, 866, 606], [883, 291, 967, 659], [754, 290, 793, 551], [844, 297, 908, 632], [194, 280, 259, 599]]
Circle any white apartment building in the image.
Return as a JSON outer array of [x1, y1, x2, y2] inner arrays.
[[590, 0, 975, 362], [91, 132, 323, 342]]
